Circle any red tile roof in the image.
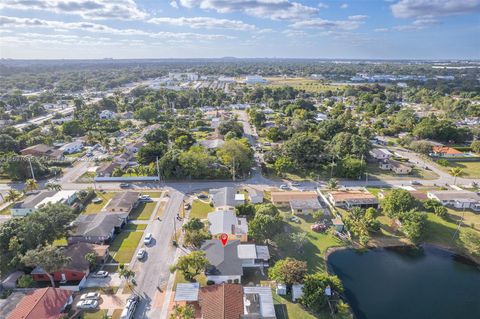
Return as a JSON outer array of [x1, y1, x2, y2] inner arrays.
[[432, 146, 463, 155], [7, 288, 72, 319], [199, 284, 244, 319]]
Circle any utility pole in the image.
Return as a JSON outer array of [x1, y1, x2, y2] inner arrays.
[[232, 156, 236, 181], [28, 156, 36, 181]]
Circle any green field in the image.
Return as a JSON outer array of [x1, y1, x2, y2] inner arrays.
[[264, 77, 347, 93], [438, 161, 480, 178], [109, 231, 143, 263], [129, 201, 156, 220], [125, 223, 148, 231], [82, 192, 115, 215], [189, 200, 214, 219]]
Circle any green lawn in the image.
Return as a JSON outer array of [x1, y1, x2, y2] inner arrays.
[[438, 161, 480, 178], [52, 237, 68, 246], [125, 223, 147, 231], [275, 210, 344, 273], [0, 203, 12, 215], [82, 192, 116, 215], [272, 290, 331, 319], [173, 271, 208, 290], [129, 202, 156, 220], [423, 213, 458, 247], [190, 200, 214, 219], [109, 231, 143, 263], [366, 163, 438, 180], [76, 310, 107, 319], [138, 191, 163, 198]]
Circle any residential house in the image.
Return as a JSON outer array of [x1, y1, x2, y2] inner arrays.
[[208, 210, 248, 242], [369, 148, 393, 160], [201, 138, 225, 149], [289, 199, 322, 214], [11, 190, 77, 217], [125, 141, 144, 154], [201, 240, 270, 284], [390, 161, 412, 174], [68, 212, 128, 244], [242, 286, 276, 319], [270, 191, 318, 206], [20, 144, 63, 160], [96, 162, 123, 177], [245, 75, 267, 84], [431, 146, 464, 157], [198, 284, 244, 319], [99, 110, 116, 120], [210, 187, 245, 208], [31, 243, 107, 284], [59, 141, 84, 154], [245, 187, 264, 204], [427, 190, 480, 211], [104, 191, 138, 214], [328, 190, 379, 209], [6, 288, 73, 319]]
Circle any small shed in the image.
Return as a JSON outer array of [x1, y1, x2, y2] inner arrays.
[[276, 283, 287, 296], [292, 284, 304, 302], [332, 218, 344, 232], [174, 283, 199, 302]]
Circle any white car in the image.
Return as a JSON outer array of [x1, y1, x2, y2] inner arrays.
[[91, 271, 109, 278], [138, 195, 152, 201], [137, 249, 146, 260], [291, 182, 301, 187], [280, 184, 290, 190], [77, 299, 99, 309], [143, 233, 153, 245], [80, 292, 100, 300]]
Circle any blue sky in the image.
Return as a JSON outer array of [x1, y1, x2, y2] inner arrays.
[[0, 0, 479, 59]]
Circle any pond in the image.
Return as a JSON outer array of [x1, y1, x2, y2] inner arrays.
[[327, 245, 480, 319]]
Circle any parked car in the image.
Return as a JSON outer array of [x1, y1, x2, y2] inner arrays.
[[137, 249, 146, 260], [291, 182, 301, 187], [410, 180, 422, 185], [311, 223, 327, 232], [184, 203, 191, 210], [91, 271, 109, 278], [138, 195, 152, 201], [92, 197, 103, 204], [197, 193, 208, 199], [80, 292, 100, 301], [77, 299, 99, 309], [290, 216, 301, 223], [280, 184, 290, 190], [120, 183, 132, 189], [120, 295, 140, 319], [143, 233, 153, 245]]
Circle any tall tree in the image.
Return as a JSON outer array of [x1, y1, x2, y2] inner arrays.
[[170, 251, 210, 281], [25, 179, 39, 192], [269, 258, 307, 286], [22, 245, 71, 287]]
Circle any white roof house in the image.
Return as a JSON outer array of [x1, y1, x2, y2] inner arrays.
[[369, 148, 393, 159], [243, 286, 276, 319], [59, 141, 84, 154], [207, 210, 248, 237], [35, 190, 77, 208], [174, 283, 199, 302], [427, 190, 480, 211], [237, 244, 270, 261]]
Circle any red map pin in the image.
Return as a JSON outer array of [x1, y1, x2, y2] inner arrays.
[[220, 233, 228, 247]]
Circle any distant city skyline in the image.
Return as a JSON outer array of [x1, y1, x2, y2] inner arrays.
[[1, 0, 479, 60]]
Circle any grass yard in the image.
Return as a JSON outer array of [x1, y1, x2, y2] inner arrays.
[[75, 310, 107, 319], [52, 237, 68, 246], [82, 192, 116, 215], [272, 291, 331, 319], [110, 309, 123, 319], [109, 231, 143, 263], [189, 200, 214, 219], [438, 160, 480, 178], [129, 202, 156, 220], [447, 208, 480, 230], [0, 203, 12, 215], [366, 163, 438, 180], [138, 191, 163, 198], [275, 210, 344, 273], [173, 271, 208, 290], [125, 223, 147, 231]]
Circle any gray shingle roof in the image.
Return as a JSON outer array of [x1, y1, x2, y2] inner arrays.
[[70, 213, 127, 237], [210, 187, 236, 207], [201, 240, 243, 276]]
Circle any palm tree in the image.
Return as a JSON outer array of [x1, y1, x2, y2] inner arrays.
[[45, 182, 62, 191], [327, 178, 339, 190], [5, 189, 21, 203], [112, 167, 124, 177], [25, 179, 39, 192], [125, 167, 136, 176], [449, 167, 464, 185], [118, 264, 136, 288]]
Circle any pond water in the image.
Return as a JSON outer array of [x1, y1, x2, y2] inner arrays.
[[327, 245, 480, 319]]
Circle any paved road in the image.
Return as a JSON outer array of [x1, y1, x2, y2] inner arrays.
[[132, 189, 184, 319]]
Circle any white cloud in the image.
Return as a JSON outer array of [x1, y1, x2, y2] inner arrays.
[[394, 18, 439, 30], [340, 3, 349, 9], [178, 0, 319, 20], [318, 2, 329, 9], [290, 15, 367, 30], [0, 0, 148, 20], [0, 15, 234, 40], [391, 0, 480, 18], [282, 29, 307, 37], [148, 16, 255, 30], [170, 1, 179, 9]]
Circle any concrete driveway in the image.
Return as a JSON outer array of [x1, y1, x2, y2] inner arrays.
[[84, 272, 122, 288]]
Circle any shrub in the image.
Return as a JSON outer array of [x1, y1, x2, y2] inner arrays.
[[433, 206, 448, 219], [206, 280, 215, 285], [436, 159, 450, 167], [17, 275, 34, 288]]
